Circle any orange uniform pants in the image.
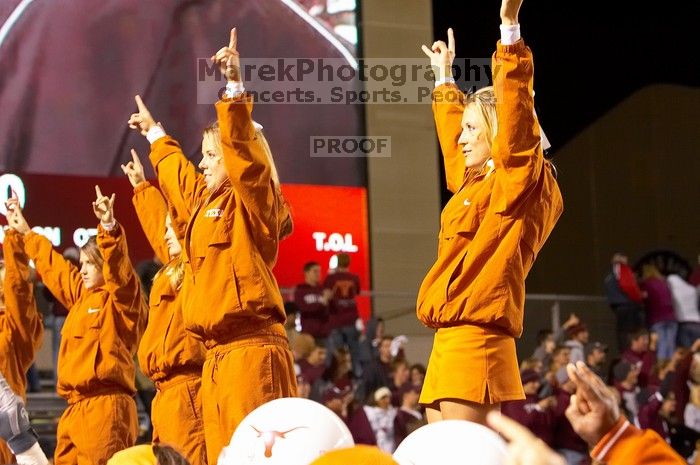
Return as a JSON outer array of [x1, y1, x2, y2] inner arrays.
[[152, 373, 207, 465], [54, 393, 138, 465], [201, 331, 297, 463]]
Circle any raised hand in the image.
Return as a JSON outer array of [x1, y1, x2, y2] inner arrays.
[[565, 362, 620, 447], [420, 28, 455, 82], [211, 27, 241, 82], [4, 192, 30, 235], [93, 185, 116, 225], [127, 95, 157, 136], [500, 0, 523, 25], [121, 149, 146, 188]]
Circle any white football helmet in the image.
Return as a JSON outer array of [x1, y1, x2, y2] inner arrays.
[[393, 420, 507, 465], [218, 397, 354, 465]]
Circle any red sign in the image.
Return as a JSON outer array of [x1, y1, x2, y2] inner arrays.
[[277, 184, 371, 319], [0, 173, 372, 318]]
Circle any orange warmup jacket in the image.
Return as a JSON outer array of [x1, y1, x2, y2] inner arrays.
[[590, 417, 685, 464], [0, 230, 44, 463], [132, 181, 205, 381], [0, 229, 43, 399], [417, 40, 563, 338], [149, 96, 289, 345], [23, 224, 147, 402]]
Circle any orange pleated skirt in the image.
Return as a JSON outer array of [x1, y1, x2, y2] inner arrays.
[[419, 324, 524, 405]]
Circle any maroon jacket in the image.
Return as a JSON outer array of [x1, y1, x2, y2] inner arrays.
[[346, 405, 377, 446], [324, 271, 361, 329], [297, 359, 325, 387], [638, 390, 670, 442], [553, 389, 589, 454], [294, 283, 329, 338], [502, 394, 555, 448], [394, 408, 423, 444], [622, 349, 656, 388]]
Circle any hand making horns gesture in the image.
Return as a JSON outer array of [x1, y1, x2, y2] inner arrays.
[[421, 27, 455, 82], [4, 192, 30, 235], [127, 95, 157, 136], [121, 149, 146, 188], [211, 27, 241, 83], [93, 185, 116, 226]]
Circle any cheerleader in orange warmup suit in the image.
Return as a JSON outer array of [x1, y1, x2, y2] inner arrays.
[[417, 0, 563, 425], [128, 28, 296, 462], [6, 189, 147, 465], [121, 149, 207, 465], [0, 216, 44, 465]]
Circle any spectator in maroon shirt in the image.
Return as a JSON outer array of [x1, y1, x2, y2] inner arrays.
[[622, 328, 657, 388], [409, 363, 426, 386], [613, 360, 642, 424], [294, 261, 330, 341], [390, 360, 411, 407], [324, 253, 363, 377], [297, 344, 328, 388], [322, 384, 354, 422], [638, 389, 676, 442], [641, 264, 678, 360], [361, 336, 395, 403], [552, 367, 590, 465], [312, 347, 355, 402], [502, 369, 556, 448], [394, 384, 424, 444], [584, 342, 608, 379]]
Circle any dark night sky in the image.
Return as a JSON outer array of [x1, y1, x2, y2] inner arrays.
[[431, 1, 699, 156]]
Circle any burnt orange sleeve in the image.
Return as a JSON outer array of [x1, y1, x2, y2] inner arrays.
[[23, 231, 83, 310], [2, 229, 43, 366], [132, 181, 172, 264], [215, 95, 281, 258], [432, 83, 467, 193], [491, 39, 545, 212], [149, 136, 207, 228], [590, 417, 685, 464], [97, 223, 145, 324]]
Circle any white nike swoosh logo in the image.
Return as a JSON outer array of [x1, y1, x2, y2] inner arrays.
[[87, 308, 100, 314]]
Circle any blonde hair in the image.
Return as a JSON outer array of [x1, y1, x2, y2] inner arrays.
[[202, 121, 293, 240], [80, 237, 104, 270], [154, 255, 185, 292], [465, 86, 498, 148]]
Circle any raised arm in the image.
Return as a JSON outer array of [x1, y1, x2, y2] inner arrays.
[[128, 95, 208, 219], [565, 361, 685, 465], [2, 229, 43, 359], [212, 29, 282, 255], [491, 2, 544, 211], [93, 186, 144, 313], [5, 196, 83, 309], [422, 28, 467, 193], [132, 182, 171, 264], [122, 149, 178, 264]]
